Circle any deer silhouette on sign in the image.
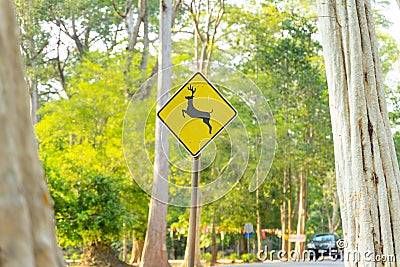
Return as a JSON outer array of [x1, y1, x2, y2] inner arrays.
[[182, 85, 213, 134]]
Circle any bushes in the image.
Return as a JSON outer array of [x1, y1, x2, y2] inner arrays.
[[202, 253, 213, 262], [241, 253, 258, 262], [229, 253, 239, 262]]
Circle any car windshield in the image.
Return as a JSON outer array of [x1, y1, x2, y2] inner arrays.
[[313, 235, 334, 242]]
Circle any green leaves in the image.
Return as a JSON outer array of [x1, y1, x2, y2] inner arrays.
[[73, 173, 126, 245], [36, 52, 148, 247], [222, 3, 336, 235]]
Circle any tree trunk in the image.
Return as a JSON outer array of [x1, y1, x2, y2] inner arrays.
[[256, 187, 262, 253], [139, 1, 172, 267], [195, 206, 201, 264], [287, 176, 292, 256], [29, 75, 39, 124], [130, 236, 144, 264], [323, 184, 333, 232], [183, 189, 202, 267], [0, 0, 64, 266], [81, 243, 131, 267], [211, 208, 217, 265], [139, 0, 149, 76], [332, 193, 341, 232], [280, 204, 287, 252], [122, 234, 127, 262], [28, 36, 39, 125], [323, 172, 341, 233], [318, 0, 400, 266], [16, 0, 42, 124], [280, 168, 288, 254], [125, 0, 145, 78], [295, 171, 307, 254], [127, 0, 145, 52]]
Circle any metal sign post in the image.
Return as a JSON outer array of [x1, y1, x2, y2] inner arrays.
[[244, 223, 254, 263], [247, 235, 250, 262], [188, 154, 200, 267], [157, 72, 237, 267]]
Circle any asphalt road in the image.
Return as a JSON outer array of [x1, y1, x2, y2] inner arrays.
[[215, 259, 345, 267]]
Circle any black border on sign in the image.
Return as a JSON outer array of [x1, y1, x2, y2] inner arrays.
[[157, 72, 238, 157]]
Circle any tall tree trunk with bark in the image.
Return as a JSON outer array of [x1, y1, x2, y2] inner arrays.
[[280, 170, 288, 253], [122, 233, 127, 262], [27, 31, 39, 124], [256, 187, 262, 253], [140, 0, 150, 76], [295, 171, 307, 254], [287, 174, 292, 256], [16, 0, 43, 124], [124, 0, 145, 98], [0, 0, 64, 266], [183, 2, 225, 261], [211, 207, 218, 265], [29, 71, 39, 124], [331, 193, 341, 232], [139, 1, 172, 267], [130, 235, 144, 264], [318, 0, 400, 266]]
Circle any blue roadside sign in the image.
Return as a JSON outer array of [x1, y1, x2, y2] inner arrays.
[[244, 233, 253, 238]]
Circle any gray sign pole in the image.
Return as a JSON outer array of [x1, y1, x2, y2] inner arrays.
[[247, 235, 250, 262], [244, 223, 253, 263], [188, 154, 200, 267]]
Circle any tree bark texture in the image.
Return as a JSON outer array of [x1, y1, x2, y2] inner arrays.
[[0, 0, 64, 266], [280, 168, 288, 253], [81, 243, 131, 267], [295, 171, 307, 254], [183, 205, 201, 267], [287, 180, 292, 255], [125, 0, 146, 77], [188, 0, 224, 73], [211, 208, 217, 265], [130, 236, 144, 264], [318, 0, 400, 266], [256, 187, 262, 253], [139, 0, 172, 267]]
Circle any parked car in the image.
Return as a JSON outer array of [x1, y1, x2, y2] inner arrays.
[[306, 233, 342, 259]]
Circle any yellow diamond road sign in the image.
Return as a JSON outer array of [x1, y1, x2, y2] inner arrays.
[[157, 72, 237, 157]]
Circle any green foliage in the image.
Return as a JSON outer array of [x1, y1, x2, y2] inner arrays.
[[199, 232, 212, 249], [376, 31, 400, 78], [229, 253, 239, 262], [37, 52, 149, 247], [224, 3, 336, 235], [74, 173, 126, 245], [241, 253, 258, 262], [202, 253, 212, 262]]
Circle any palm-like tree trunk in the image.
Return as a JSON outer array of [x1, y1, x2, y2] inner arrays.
[[318, 0, 400, 266], [139, 1, 172, 267]]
